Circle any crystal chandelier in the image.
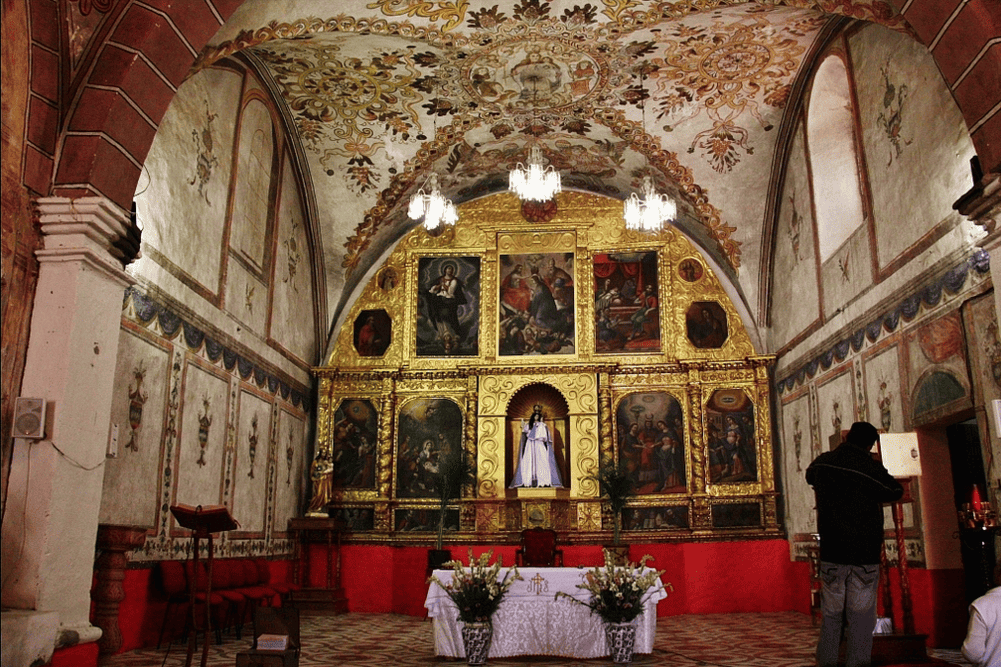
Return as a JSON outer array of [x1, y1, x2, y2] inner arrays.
[[623, 176, 676, 232], [408, 173, 457, 232], [509, 146, 561, 202]]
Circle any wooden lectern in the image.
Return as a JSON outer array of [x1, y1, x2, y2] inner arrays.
[[170, 504, 239, 667]]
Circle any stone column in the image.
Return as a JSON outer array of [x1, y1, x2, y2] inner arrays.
[[1, 197, 134, 651], [959, 171, 1001, 324]]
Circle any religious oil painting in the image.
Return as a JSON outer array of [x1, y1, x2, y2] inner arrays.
[[593, 251, 660, 353], [686, 301, 728, 349], [327, 507, 375, 531], [623, 505, 689, 531], [705, 389, 758, 484], [615, 392, 687, 495], [395, 398, 465, 499], [678, 257, 704, 283], [499, 252, 575, 356], [711, 502, 762, 528], [353, 309, 391, 357], [416, 256, 480, 357], [394, 508, 459, 532], [331, 399, 379, 490]]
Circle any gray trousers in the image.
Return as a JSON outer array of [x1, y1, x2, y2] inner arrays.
[[817, 562, 880, 667]]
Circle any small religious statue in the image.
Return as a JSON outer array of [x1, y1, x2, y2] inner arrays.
[[510, 404, 563, 488], [306, 449, 334, 516]]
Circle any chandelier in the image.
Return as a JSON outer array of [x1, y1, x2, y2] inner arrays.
[[408, 173, 457, 232], [623, 176, 676, 232], [509, 146, 561, 202]]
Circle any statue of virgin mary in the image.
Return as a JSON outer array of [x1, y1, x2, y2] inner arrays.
[[510, 404, 563, 488]]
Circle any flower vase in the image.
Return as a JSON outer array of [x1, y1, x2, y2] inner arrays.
[[461, 620, 493, 665], [604, 621, 637, 664]]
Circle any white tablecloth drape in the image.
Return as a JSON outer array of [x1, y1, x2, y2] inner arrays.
[[425, 567, 667, 659]]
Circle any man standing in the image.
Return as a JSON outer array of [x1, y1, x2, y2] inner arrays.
[[806, 421, 904, 667]]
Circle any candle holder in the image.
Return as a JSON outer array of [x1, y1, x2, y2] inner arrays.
[[958, 501, 999, 593], [959, 500, 999, 530]]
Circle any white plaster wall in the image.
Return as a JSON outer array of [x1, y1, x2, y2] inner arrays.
[[779, 393, 818, 537], [815, 370, 855, 451], [139, 67, 243, 292], [225, 259, 269, 335], [849, 24, 974, 269], [231, 390, 271, 532], [820, 224, 873, 320], [230, 99, 273, 270], [99, 329, 170, 526], [174, 363, 231, 508], [270, 157, 318, 364], [272, 408, 308, 533], [769, 120, 820, 348]]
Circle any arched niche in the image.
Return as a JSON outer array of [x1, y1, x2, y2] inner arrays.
[[505, 383, 571, 490]]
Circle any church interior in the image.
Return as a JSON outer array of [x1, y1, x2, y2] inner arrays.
[[2, 0, 1000, 665]]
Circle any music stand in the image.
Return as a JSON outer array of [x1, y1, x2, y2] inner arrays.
[[170, 504, 239, 667]]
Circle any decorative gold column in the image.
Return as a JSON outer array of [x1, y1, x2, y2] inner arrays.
[[378, 375, 396, 499], [752, 357, 780, 532], [686, 366, 711, 530]]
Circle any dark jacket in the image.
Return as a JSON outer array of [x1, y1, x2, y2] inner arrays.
[[806, 442, 904, 565]]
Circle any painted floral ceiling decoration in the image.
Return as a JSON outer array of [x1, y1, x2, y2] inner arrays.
[[200, 0, 908, 324]]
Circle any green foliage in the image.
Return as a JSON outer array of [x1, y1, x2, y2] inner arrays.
[[586, 459, 635, 545], [433, 447, 476, 550], [428, 550, 522, 623]]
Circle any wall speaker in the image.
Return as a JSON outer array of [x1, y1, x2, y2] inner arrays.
[[13, 397, 46, 439]]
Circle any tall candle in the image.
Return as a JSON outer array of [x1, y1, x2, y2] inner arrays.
[[972, 484, 983, 512]]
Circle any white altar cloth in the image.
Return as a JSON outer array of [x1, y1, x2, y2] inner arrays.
[[425, 567, 667, 659]]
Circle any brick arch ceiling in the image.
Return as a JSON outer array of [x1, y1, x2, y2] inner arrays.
[[25, 0, 1000, 215]]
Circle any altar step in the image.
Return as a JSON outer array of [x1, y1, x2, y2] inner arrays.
[[288, 587, 348, 614]]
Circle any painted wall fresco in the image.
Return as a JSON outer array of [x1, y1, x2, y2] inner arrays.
[[863, 345, 903, 434], [417, 256, 480, 357], [779, 391, 817, 539], [615, 392, 687, 495], [768, 119, 820, 349], [906, 310, 972, 425], [815, 369, 855, 452], [139, 67, 242, 291], [233, 390, 272, 533], [395, 398, 465, 499], [593, 251, 659, 354], [230, 98, 274, 270], [499, 252, 575, 356], [100, 328, 171, 527], [849, 24, 975, 270], [270, 157, 319, 366]]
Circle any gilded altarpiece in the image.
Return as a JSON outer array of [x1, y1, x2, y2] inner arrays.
[[313, 192, 777, 544]]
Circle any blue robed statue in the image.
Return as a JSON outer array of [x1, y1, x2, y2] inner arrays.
[[510, 404, 563, 488]]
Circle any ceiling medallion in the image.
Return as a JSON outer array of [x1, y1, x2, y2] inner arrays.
[[623, 176, 676, 233], [408, 173, 457, 232], [509, 146, 561, 202]]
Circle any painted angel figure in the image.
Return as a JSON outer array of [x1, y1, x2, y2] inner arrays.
[[510, 404, 563, 488]]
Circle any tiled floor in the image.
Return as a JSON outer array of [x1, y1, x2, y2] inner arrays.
[[100, 611, 973, 666]]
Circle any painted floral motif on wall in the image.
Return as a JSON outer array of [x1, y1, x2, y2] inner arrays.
[[189, 102, 220, 204]]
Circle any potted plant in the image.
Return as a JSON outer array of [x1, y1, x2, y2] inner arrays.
[[428, 550, 522, 665], [427, 446, 476, 575], [555, 555, 669, 665], [587, 459, 635, 562]]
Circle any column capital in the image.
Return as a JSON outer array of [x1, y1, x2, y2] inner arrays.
[[33, 196, 135, 286], [954, 171, 1001, 242]]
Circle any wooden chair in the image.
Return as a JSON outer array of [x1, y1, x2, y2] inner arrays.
[[516, 528, 563, 567]]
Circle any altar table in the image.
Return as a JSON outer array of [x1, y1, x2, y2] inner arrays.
[[425, 567, 667, 659]]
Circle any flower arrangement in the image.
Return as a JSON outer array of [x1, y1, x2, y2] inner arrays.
[[556, 555, 670, 623], [428, 549, 523, 623]]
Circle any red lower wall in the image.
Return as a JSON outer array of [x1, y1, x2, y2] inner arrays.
[[101, 541, 969, 658]]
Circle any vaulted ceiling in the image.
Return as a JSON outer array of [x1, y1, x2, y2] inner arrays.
[[189, 0, 914, 333]]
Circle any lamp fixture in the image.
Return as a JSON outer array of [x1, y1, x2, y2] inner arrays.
[[509, 146, 561, 202], [408, 173, 457, 232], [624, 175, 676, 232]]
